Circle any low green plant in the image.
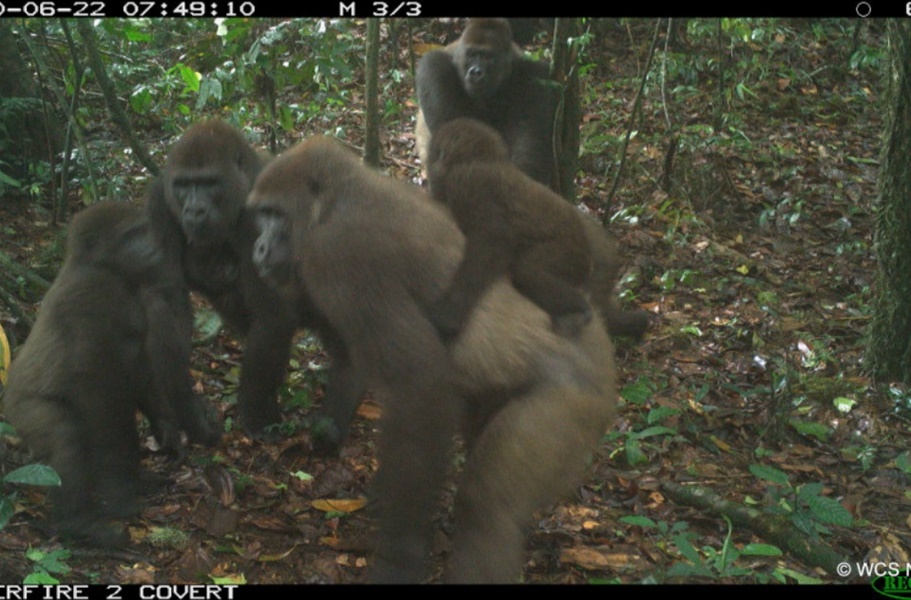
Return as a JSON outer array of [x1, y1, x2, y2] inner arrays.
[[1, 423, 62, 531], [604, 379, 680, 466], [748, 463, 853, 537], [667, 516, 782, 581], [24, 547, 71, 584]]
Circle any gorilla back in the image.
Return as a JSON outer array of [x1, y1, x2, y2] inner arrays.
[[248, 136, 617, 583]]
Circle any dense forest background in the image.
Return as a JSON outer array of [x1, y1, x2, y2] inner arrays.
[[0, 18, 909, 584]]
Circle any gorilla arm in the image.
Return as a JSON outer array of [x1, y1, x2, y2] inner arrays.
[[579, 215, 651, 340]]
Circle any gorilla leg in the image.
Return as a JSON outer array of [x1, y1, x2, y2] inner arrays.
[[366, 314, 463, 582], [142, 281, 220, 449], [310, 334, 368, 453], [237, 309, 297, 435]]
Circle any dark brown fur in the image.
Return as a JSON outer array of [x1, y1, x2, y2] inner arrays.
[[427, 118, 593, 339], [4, 203, 174, 546], [145, 120, 295, 436], [579, 215, 651, 340], [247, 136, 616, 583], [416, 22, 649, 341], [416, 18, 557, 188]]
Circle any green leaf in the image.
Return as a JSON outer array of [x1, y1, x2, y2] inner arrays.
[[625, 439, 647, 465], [803, 494, 853, 526], [647, 406, 680, 424], [797, 482, 824, 500], [774, 568, 823, 584], [740, 544, 782, 556], [620, 381, 652, 405], [194, 308, 224, 344], [3, 464, 61, 487], [0, 422, 16, 436], [894, 451, 911, 474], [0, 497, 14, 530], [176, 63, 201, 92], [789, 419, 831, 441], [672, 533, 702, 565], [619, 516, 657, 529], [0, 170, 20, 187], [27, 548, 71, 574], [23, 572, 59, 585], [748, 463, 789, 486], [666, 562, 713, 578], [833, 397, 855, 413], [632, 426, 677, 439], [789, 511, 817, 536]]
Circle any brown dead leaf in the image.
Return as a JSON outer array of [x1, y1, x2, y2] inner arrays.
[[312, 498, 369, 514], [115, 563, 158, 584], [256, 546, 298, 562], [246, 513, 289, 532], [560, 545, 645, 571], [207, 507, 239, 537], [356, 399, 383, 421]]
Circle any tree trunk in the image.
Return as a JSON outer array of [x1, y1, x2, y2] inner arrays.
[[867, 20, 911, 382], [75, 20, 158, 177], [364, 19, 381, 168], [551, 18, 581, 201]]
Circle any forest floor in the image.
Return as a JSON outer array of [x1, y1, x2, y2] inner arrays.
[[1, 19, 909, 585]]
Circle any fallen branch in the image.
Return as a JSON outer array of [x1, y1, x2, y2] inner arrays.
[[660, 480, 844, 574]]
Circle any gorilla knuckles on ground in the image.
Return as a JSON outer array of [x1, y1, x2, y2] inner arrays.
[[247, 136, 617, 583], [4, 203, 173, 546], [145, 120, 295, 436], [427, 118, 594, 339], [416, 18, 558, 187]]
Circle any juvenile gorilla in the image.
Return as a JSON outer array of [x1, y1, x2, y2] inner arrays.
[[417, 20, 650, 341], [4, 203, 177, 546], [427, 118, 593, 339], [146, 120, 296, 436], [416, 18, 557, 187], [247, 136, 617, 583]]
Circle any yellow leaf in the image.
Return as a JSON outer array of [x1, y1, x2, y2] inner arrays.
[[210, 574, 246, 585], [0, 322, 9, 386], [736, 264, 750, 275], [710, 435, 731, 452]]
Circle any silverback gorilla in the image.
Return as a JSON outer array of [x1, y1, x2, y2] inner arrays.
[[4, 203, 180, 546], [246, 136, 617, 583], [416, 18, 558, 188]]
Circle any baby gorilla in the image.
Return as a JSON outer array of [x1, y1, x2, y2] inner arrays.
[[4, 203, 175, 546], [427, 117, 593, 340]]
